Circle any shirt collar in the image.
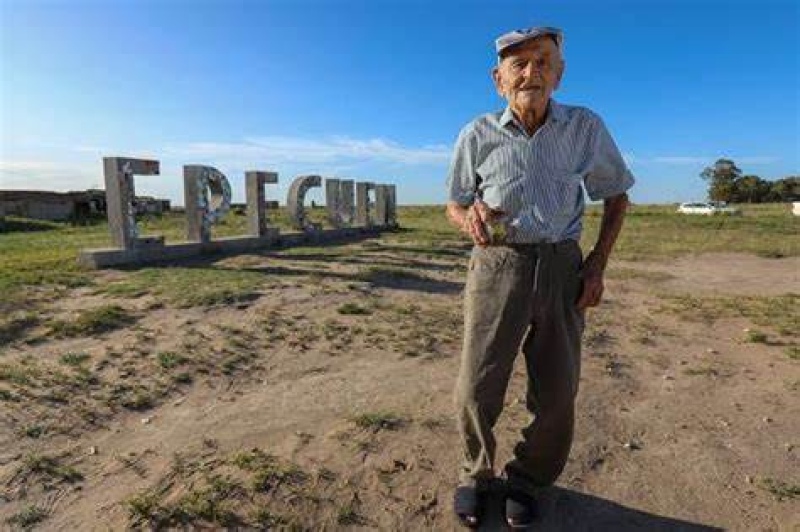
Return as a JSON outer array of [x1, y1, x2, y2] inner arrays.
[[500, 99, 565, 130]]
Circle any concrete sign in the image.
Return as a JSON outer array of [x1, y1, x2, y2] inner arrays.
[[79, 157, 398, 268]]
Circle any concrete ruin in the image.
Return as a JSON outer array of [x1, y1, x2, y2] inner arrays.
[[78, 156, 398, 268], [0, 190, 104, 221], [0, 188, 169, 222]]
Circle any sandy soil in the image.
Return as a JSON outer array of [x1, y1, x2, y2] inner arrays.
[[1, 246, 798, 531]]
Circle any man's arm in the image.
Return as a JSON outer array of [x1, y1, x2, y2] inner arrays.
[[576, 192, 629, 310]]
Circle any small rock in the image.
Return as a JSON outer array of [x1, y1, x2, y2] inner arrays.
[[623, 441, 642, 451], [762, 417, 772, 424], [745, 475, 753, 484], [174, 398, 185, 406], [141, 417, 152, 425], [88, 446, 97, 455], [706, 348, 718, 354], [662, 375, 674, 381]]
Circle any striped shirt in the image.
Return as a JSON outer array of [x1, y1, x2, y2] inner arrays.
[[446, 100, 634, 243]]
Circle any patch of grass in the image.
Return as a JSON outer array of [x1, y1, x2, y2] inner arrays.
[[0, 362, 41, 387], [605, 267, 675, 282], [351, 411, 407, 431], [101, 267, 264, 308], [174, 475, 241, 525], [657, 294, 799, 336], [117, 386, 157, 411], [357, 265, 431, 284], [231, 449, 307, 492], [745, 330, 769, 343], [6, 504, 48, 529], [23, 425, 45, 439], [337, 302, 372, 315], [760, 477, 800, 501], [173, 372, 193, 384], [60, 351, 91, 366], [0, 311, 41, 346], [250, 508, 288, 528], [156, 351, 186, 370], [683, 366, 720, 377], [580, 203, 799, 260], [755, 249, 786, 259], [49, 305, 136, 337], [21, 453, 83, 483], [126, 489, 164, 522], [785, 346, 800, 361], [337, 504, 365, 526]]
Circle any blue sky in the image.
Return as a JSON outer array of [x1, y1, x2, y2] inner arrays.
[[1, 0, 798, 205]]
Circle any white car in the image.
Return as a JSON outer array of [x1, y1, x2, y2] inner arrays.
[[677, 202, 740, 215]]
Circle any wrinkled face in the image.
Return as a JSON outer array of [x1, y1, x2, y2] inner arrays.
[[493, 36, 564, 112]]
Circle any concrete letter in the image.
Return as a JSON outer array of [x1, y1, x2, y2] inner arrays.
[[246, 170, 278, 236], [375, 185, 390, 227], [103, 157, 160, 250], [287, 175, 321, 232], [183, 165, 232, 243], [326, 178, 342, 227], [356, 182, 375, 227], [387, 184, 397, 226], [340, 180, 355, 225]]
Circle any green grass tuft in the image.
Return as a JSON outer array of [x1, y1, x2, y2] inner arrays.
[[760, 477, 800, 501], [5, 505, 48, 529], [49, 305, 136, 338], [156, 351, 186, 370], [337, 302, 372, 315], [745, 330, 769, 344], [60, 352, 91, 366], [21, 453, 83, 483], [351, 411, 406, 431]]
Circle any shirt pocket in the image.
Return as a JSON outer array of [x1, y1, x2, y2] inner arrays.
[[552, 172, 584, 212]]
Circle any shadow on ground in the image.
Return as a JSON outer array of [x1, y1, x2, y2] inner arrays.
[[477, 486, 721, 531]]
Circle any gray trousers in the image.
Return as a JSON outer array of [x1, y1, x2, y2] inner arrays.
[[455, 241, 584, 494]]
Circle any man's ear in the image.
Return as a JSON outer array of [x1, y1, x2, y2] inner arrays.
[[491, 66, 505, 97]]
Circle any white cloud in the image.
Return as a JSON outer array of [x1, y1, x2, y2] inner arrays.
[[0, 160, 102, 190], [653, 155, 778, 165], [163, 136, 452, 166]]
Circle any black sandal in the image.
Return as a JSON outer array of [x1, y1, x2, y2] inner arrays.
[[505, 488, 538, 529], [453, 485, 482, 528]]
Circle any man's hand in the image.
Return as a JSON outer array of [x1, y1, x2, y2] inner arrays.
[[576, 192, 629, 310], [446, 200, 499, 247], [462, 201, 494, 246], [576, 250, 605, 310]]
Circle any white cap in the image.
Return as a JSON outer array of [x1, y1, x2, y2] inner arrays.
[[495, 26, 563, 57]]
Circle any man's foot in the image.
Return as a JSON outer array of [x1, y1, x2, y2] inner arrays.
[[504, 488, 538, 529], [453, 485, 482, 528]]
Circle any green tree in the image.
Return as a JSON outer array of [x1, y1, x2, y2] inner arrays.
[[735, 175, 771, 203], [701, 158, 742, 202], [768, 177, 799, 202]]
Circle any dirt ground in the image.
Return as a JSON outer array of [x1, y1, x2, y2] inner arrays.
[[1, 244, 798, 531]]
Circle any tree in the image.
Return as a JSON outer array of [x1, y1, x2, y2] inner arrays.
[[701, 158, 742, 202], [735, 175, 771, 203], [768, 177, 800, 202]]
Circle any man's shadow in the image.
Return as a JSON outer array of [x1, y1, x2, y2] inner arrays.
[[477, 485, 722, 531]]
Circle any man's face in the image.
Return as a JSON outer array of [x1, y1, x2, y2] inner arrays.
[[493, 36, 564, 112]]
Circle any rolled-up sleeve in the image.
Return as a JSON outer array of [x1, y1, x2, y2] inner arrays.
[[583, 116, 635, 201], [446, 125, 479, 206]]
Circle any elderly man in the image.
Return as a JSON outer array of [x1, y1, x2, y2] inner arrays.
[[446, 26, 633, 528]]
